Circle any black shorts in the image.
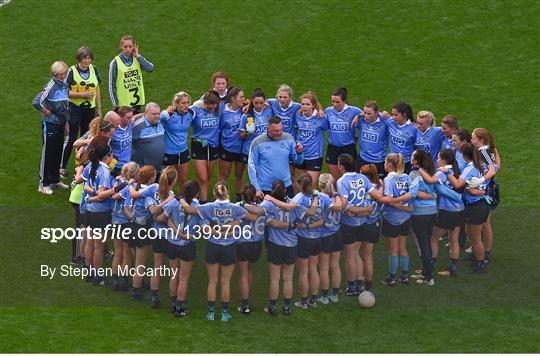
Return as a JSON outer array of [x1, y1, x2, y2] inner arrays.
[[294, 157, 323, 172], [162, 150, 191, 166], [191, 138, 219, 161], [152, 236, 168, 254], [80, 212, 90, 226], [237, 241, 263, 263], [266, 241, 297, 265], [325, 143, 357, 165], [128, 222, 153, 248], [341, 224, 362, 245], [241, 154, 249, 164], [205, 242, 237, 265], [465, 200, 490, 225], [321, 230, 344, 253], [359, 221, 381, 243], [88, 210, 112, 230], [164, 242, 196, 262], [356, 158, 385, 178], [382, 218, 411, 238], [219, 146, 244, 163], [436, 209, 465, 230], [297, 237, 322, 258]]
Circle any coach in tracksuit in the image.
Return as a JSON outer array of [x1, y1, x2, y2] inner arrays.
[[33, 61, 70, 195], [248, 116, 304, 199]]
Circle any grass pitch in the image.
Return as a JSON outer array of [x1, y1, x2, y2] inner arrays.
[[1, 0, 539, 353]]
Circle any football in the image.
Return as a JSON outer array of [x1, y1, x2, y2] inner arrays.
[[358, 291, 376, 308]]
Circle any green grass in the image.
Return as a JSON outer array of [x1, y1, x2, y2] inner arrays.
[[1, 0, 539, 353]]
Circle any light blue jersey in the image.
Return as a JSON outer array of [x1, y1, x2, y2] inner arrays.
[[261, 199, 306, 247], [236, 202, 266, 243], [240, 108, 273, 156], [365, 184, 383, 224], [190, 105, 220, 147], [325, 105, 363, 147], [358, 117, 389, 163], [131, 183, 157, 223], [294, 111, 328, 160], [460, 163, 487, 204], [219, 104, 243, 154], [382, 172, 412, 225], [145, 189, 174, 230], [111, 180, 132, 224], [160, 109, 194, 154], [292, 192, 324, 239], [442, 136, 455, 151], [248, 132, 303, 191], [83, 162, 112, 213], [268, 98, 300, 135], [110, 123, 133, 169], [337, 172, 375, 227], [163, 198, 204, 246], [435, 170, 465, 212], [387, 118, 417, 162], [455, 150, 467, 172], [415, 126, 445, 166], [197, 200, 247, 246], [318, 193, 341, 237], [409, 170, 437, 216]]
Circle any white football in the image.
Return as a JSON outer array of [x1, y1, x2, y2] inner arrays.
[[358, 291, 375, 308]]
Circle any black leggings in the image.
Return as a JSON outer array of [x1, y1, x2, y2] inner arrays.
[[71, 203, 82, 258], [62, 103, 95, 169], [411, 214, 437, 280]]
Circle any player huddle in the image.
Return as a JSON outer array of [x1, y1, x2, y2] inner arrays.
[[34, 36, 501, 321]]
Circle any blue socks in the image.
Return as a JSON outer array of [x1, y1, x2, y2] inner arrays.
[[388, 255, 398, 274], [399, 255, 409, 273]]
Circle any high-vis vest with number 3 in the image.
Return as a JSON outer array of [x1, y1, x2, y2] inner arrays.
[[114, 56, 145, 107]]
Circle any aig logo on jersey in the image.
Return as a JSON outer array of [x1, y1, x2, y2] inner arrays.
[[390, 134, 406, 147], [281, 118, 292, 127], [331, 123, 348, 132], [300, 129, 316, 139], [350, 179, 365, 189], [214, 208, 232, 217], [362, 130, 379, 143], [201, 118, 218, 128]]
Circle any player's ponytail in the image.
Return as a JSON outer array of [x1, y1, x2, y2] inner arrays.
[[136, 165, 156, 190], [297, 173, 314, 195], [318, 173, 336, 197], [386, 153, 404, 174], [360, 164, 381, 185], [439, 149, 460, 178], [462, 143, 484, 174], [158, 166, 177, 201], [213, 181, 229, 200], [412, 149, 435, 176], [270, 180, 287, 202], [183, 180, 200, 204], [241, 184, 257, 204], [89, 144, 111, 181], [121, 161, 140, 181]]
